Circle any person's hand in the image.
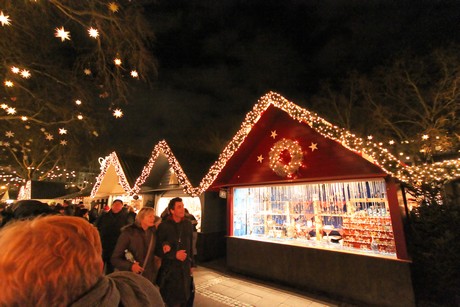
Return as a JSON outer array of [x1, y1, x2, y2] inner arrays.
[[131, 261, 144, 274], [176, 249, 187, 262], [163, 244, 171, 254]]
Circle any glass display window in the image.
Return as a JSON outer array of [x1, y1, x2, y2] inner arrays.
[[232, 178, 396, 258]]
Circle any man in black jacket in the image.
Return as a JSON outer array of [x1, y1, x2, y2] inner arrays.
[[95, 199, 129, 274], [156, 197, 195, 306]]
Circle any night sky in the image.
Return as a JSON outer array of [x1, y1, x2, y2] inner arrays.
[[106, 0, 460, 160]]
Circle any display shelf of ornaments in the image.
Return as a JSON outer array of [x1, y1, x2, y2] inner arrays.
[[342, 216, 396, 254]]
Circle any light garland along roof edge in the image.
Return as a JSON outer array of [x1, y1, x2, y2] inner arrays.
[[195, 91, 460, 195]]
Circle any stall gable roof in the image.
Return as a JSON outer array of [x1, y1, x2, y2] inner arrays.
[[131, 140, 196, 196], [90, 152, 147, 198], [197, 91, 408, 194]]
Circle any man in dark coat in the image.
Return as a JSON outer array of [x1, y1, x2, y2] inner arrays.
[[95, 199, 129, 274], [155, 197, 195, 306]]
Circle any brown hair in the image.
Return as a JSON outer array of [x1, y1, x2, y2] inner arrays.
[[0, 215, 103, 306]]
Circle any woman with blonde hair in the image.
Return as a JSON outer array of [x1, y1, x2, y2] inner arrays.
[[111, 207, 161, 284], [0, 215, 164, 306]]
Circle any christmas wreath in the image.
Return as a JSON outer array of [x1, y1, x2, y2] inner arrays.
[[269, 138, 303, 177]]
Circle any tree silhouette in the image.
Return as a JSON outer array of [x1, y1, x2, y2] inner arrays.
[[0, 0, 156, 184], [312, 46, 460, 199]]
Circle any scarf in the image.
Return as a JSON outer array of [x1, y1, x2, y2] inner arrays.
[[70, 271, 164, 307]]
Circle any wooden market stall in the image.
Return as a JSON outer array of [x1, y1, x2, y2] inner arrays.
[[198, 92, 415, 306], [90, 152, 149, 210], [131, 140, 226, 261]]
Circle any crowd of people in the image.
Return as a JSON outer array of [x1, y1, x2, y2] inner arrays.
[[0, 197, 198, 307]]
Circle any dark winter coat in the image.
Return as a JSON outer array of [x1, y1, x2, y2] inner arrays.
[[155, 217, 194, 306], [95, 210, 130, 261], [111, 223, 158, 284], [70, 271, 164, 306]]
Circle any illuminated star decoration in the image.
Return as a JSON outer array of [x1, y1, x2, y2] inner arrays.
[[55, 26, 71, 42], [21, 116, 27, 121], [257, 155, 264, 163], [45, 133, 54, 141], [422, 134, 429, 140], [20, 70, 31, 78], [60, 140, 67, 146], [1, 104, 7, 109], [5, 131, 14, 138], [4, 80, 13, 87], [114, 58, 122, 66], [0, 11, 11, 26], [6, 107, 16, 114], [309, 142, 318, 152], [108, 2, 120, 13], [271, 130, 277, 139], [75, 100, 82, 105], [58, 128, 67, 135], [88, 27, 99, 38], [11, 66, 19, 74], [130, 70, 139, 78], [113, 109, 123, 118], [83, 68, 92, 75]]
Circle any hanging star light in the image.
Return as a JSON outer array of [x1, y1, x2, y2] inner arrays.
[[77, 114, 83, 120], [257, 155, 264, 163], [113, 109, 123, 118], [271, 130, 278, 139], [88, 27, 99, 38], [21, 116, 27, 121], [83, 68, 92, 75], [11, 67, 19, 74], [75, 99, 82, 105], [3, 142, 10, 147], [114, 58, 122, 66], [1, 104, 7, 109], [6, 107, 16, 114], [45, 133, 54, 141], [0, 11, 11, 26], [55, 26, 71, 42], [20, 70, 31, 78], [130, 70, 139, 78], [422, 134, 429, 140], [108, 2, 120, 13], [5, 131, 14, 138], [60, 140, 67, 146], [4, 80, 13, 87], [58, 128, 67, 135]]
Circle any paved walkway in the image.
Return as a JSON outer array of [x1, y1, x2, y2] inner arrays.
[[193, 263, 340, 307]]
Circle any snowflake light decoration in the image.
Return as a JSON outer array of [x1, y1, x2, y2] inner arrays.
[[20, 70, 31, 78], [88, 27, 99, 38], [0, 11, 11, 26], [55, 26, 71, 42], [113, 109, 123, 118]]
